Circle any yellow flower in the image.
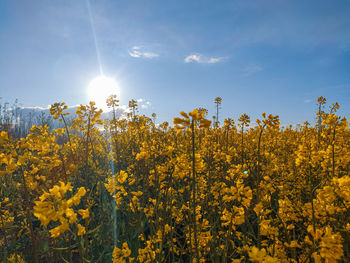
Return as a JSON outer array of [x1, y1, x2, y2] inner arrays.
[[248, 247, 279, 262], [77, 223, 86, 236], [49, 219, 69, 238], [78, 209, 90, 219], [8, 254, 24, 263]]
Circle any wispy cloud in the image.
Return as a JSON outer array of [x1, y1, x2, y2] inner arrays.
[[20, 104, 80, 111], [129, 46, 159, 58], [242, 63, 263, 76], [184, 53, 224, 64], [141, 101, 151, 109], [20, 106, 51, 110], [137, 98, 151, 109], [208, 57, 222, 63]]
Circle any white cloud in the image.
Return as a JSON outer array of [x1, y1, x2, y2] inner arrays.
[[129, 46, 159, 58], [184, 53, 224, 64], [208, 57, 222, 63], [21, 104, 81, 110], [136, 98, 151, 109], [140, 100, 151, 109], [118, 105, 129, 112], [185, 54, 202, 63], [135, 99, 150, 109], [143, 52, 159, 58], [242, 63, 263, 76], [20, 106, 51, 110]]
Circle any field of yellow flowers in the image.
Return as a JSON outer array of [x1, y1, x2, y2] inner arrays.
[[0, 96, 349, 263]]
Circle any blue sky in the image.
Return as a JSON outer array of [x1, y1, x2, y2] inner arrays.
[[0, 0, 349, 124]]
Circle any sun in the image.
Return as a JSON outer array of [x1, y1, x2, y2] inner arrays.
[[87, 76, 120, 111]]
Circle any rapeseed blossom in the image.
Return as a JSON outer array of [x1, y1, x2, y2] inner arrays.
[[1, 96, 349, 262]]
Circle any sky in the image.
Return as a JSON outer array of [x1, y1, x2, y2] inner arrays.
[[0, 0, 349, 125]]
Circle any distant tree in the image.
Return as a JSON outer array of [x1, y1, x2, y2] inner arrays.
[[34, 111, 53, 128]]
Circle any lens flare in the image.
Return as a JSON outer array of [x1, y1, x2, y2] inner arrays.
[[87, 76, 120, 111]]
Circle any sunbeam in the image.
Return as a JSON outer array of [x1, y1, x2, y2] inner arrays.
[[86, 0, 103, 75]]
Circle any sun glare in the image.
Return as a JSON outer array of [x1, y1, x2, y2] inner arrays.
[[87, 76, 120, 111]]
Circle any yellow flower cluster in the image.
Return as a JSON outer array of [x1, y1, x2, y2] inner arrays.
[[173, 109, 211, 130], [112, 242, 133, 263], [7, 254, 24, 263], [50, 102, 69, 122], [0, 197, 14, 228], [248, 246, 278, 262], [33, 181, 87, 238]]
